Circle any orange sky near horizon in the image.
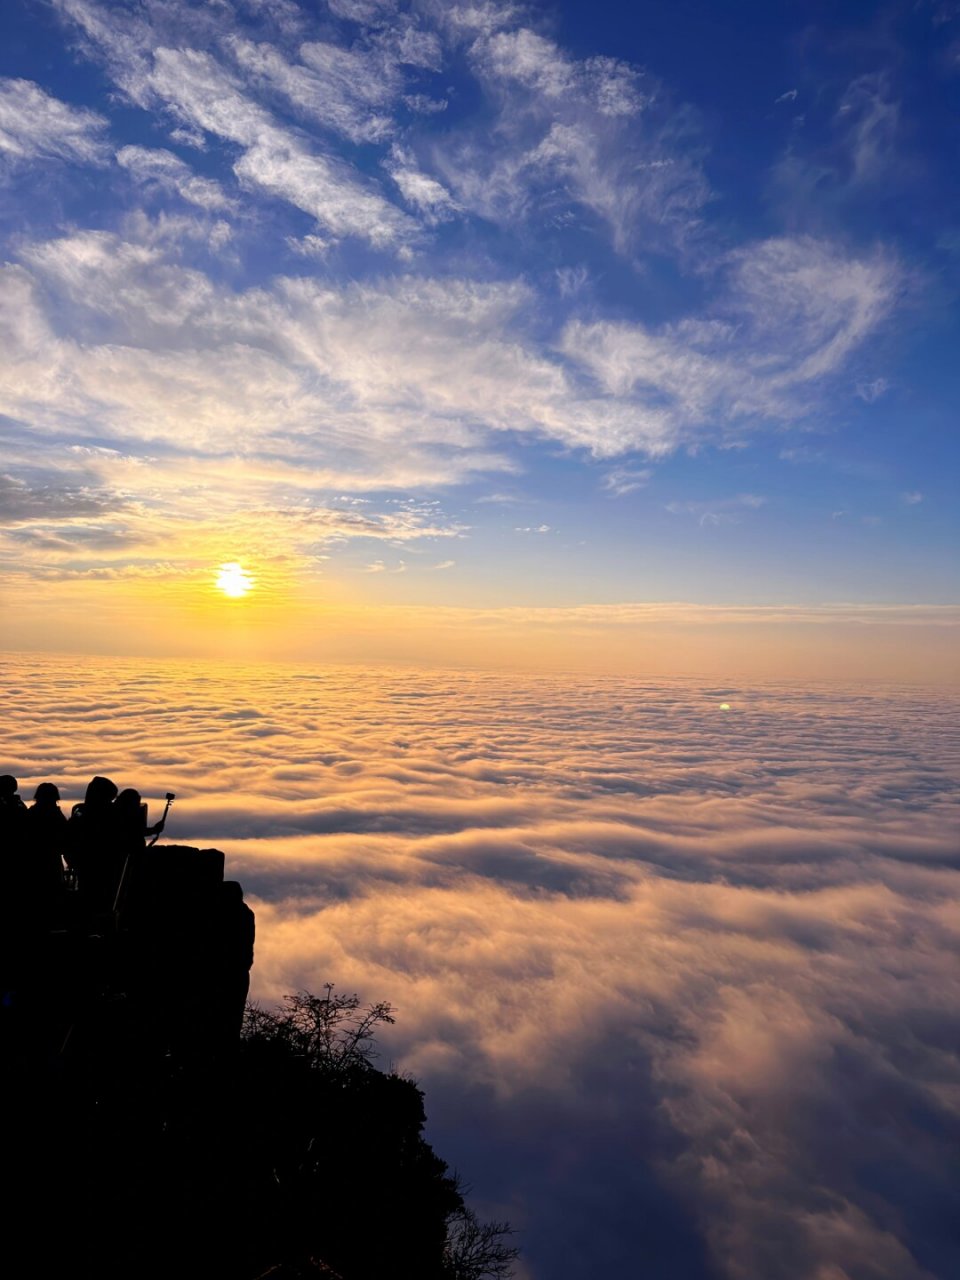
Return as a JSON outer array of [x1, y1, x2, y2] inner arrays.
[[3, 564, 958, 683]]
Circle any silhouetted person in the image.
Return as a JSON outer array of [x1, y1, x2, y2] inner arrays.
[[25, 783, 67, 920], [118, 789, 168, 844], [0, 776, 29, 994], [114, 789, 154, 854], [0, 774, 27, 844], [111, 789, 172, 920], [67, 775, 119, 914], [0, 773, 28, 911]]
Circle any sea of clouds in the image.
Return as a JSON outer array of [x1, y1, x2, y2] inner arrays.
[[5, 652, 959, 1280]]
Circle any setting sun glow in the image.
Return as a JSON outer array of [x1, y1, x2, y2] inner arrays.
[[215, 562, 255, 598]]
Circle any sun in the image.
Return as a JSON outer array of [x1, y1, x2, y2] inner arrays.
[[215, 561, 256, 598]]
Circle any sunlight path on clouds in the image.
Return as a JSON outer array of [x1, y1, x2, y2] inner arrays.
[[4, 654, 959, 1280]]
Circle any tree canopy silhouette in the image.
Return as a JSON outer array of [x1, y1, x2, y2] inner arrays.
[[5, 981, 518, 1280], [239, 987, 519, 1280]]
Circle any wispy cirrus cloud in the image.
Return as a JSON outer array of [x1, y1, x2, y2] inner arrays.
[[227, 36, 400, 145], [769, 68, 908, 229], [37, 1, 902, 441], [601, 466, 652, 497], [146, 46, 417, 249], [0, 472, 122, 524], [837, 73, 901, 186], [0, 0, 927, 604], [116, 145, 236, 211], [385, 145, 461, 222], [564, 236, 900, 441], [434, 18, 709, 254], [666, 493, 767, 526], [53, 0, 423, 249], [3, 224, 899, 472], [1, 228, 666, 466], [0, 78, 109, 164]]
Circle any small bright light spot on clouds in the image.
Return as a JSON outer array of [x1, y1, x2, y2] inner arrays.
[[720, 702, 732, 710], [215, 562, 255, 598]]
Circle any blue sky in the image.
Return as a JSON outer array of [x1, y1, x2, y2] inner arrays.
[[0, 0, 957, 642]]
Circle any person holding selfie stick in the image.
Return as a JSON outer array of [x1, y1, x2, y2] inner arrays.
[[147, 792, 175, 848], [111, 789, 174, 920]]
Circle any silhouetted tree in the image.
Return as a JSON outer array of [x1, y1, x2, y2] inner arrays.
[[443, 1205, 520, 1280], [3, 891, 518, 1280], [240, 987, 518, 1280], [242, 985, 395, 1073]]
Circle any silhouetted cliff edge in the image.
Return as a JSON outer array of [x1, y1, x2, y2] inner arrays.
[[0, 841, 517, 1280]]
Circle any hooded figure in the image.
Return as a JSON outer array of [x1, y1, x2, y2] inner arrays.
[[67, 776, 119, 912], [26, 783, 67, 907]]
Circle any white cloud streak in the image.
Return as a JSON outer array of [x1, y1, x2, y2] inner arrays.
[[0, 225, 899, 487], [116, 145, 235, 211], [229, 36, 399, 144], [386, 145, 460, 221], [433, 21, 707, 254], [0, 78, 108, 164], [146, 46, 416, 248], [563, 237, 900, 439]]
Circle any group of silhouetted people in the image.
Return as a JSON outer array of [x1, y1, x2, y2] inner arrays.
[[0, 773, 167, 921], [1, 773, 255, 1057]]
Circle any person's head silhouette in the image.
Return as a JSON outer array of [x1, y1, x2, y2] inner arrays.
[[85, 776, 118, 807], [0, 775, 18, 799], [33, 782, 61, 805], [116, 788, 142, 812]]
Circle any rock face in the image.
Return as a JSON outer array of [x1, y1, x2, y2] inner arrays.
[[0, 846, 469, 1280], [2, 843, 249, 1063]]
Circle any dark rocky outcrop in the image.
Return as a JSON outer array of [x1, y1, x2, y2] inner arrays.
[[0, 843, 517, 1280]]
